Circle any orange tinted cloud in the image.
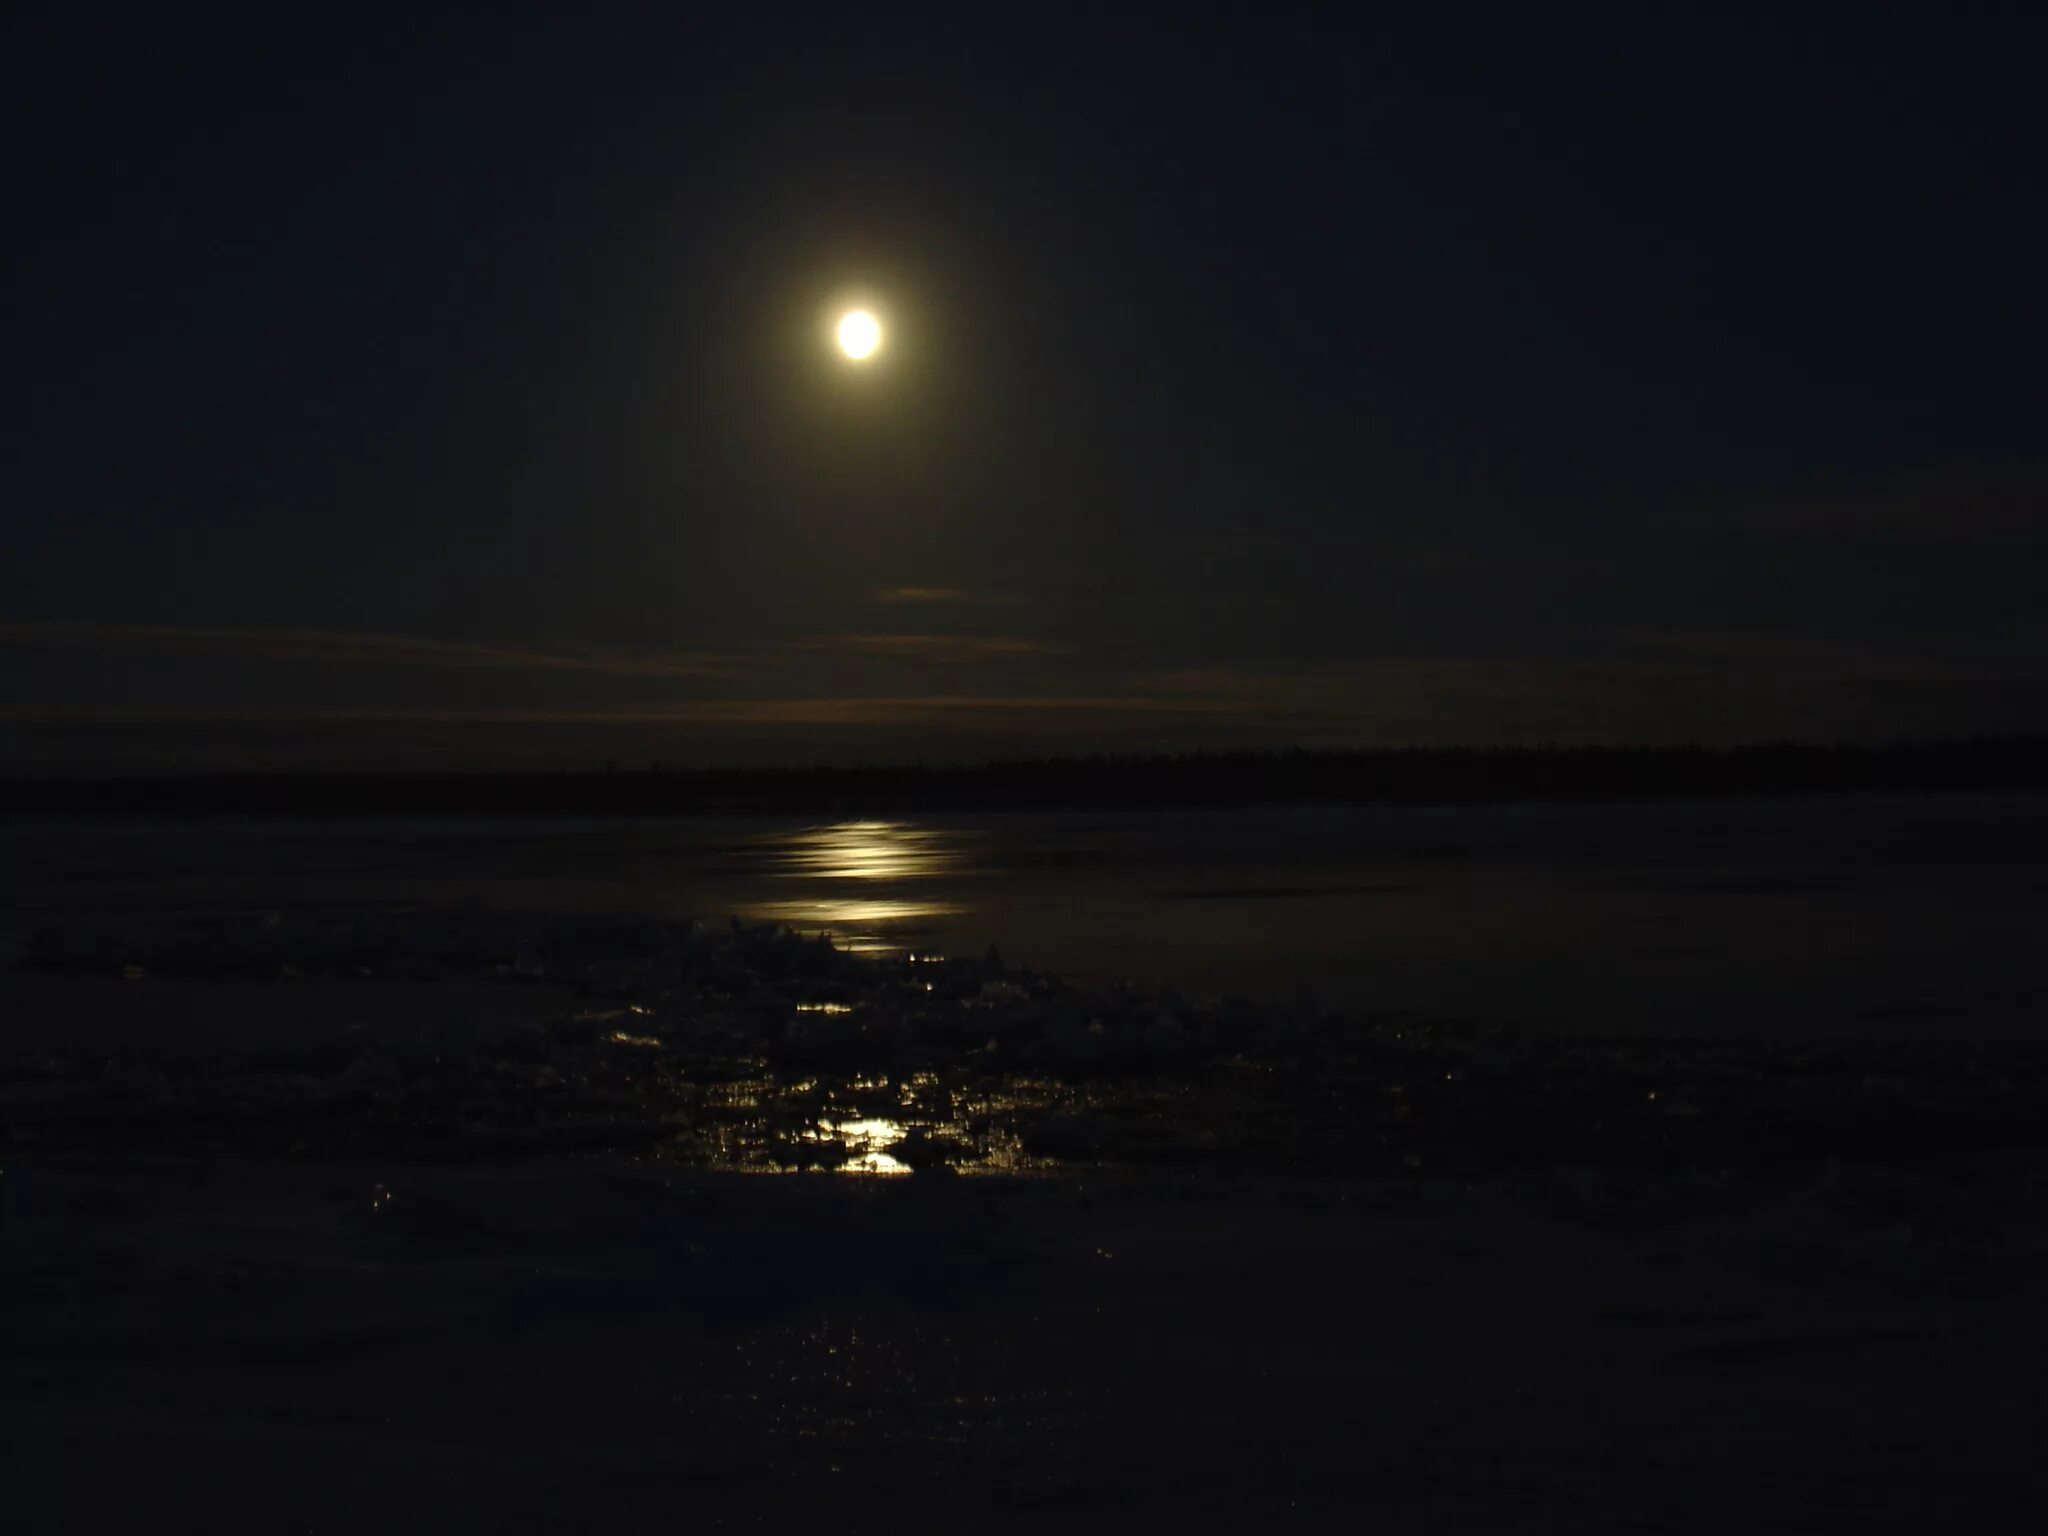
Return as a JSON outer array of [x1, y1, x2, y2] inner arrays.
[[873, 587, 1023, 607], [795, 633, 1066, 660]]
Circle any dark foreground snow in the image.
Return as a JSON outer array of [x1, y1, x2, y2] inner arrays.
[[4, 908, 2047, 1529]]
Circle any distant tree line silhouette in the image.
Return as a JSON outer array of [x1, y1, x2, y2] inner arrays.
[[10, 737, 2048, 818]]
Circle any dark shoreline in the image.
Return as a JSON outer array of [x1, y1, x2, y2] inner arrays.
[[9, 737, 2048, 819]]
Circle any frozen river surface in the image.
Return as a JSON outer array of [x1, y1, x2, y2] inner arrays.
[[7, 794, 2047, 1038]]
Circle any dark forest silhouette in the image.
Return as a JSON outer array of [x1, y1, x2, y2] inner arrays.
[[12, 736, 2048, 817]]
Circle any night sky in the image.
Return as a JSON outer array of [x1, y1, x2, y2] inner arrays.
[[8, 5, 2047, 771]]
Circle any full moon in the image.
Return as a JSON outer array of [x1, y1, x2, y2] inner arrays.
[[836, 308, 882, 361]]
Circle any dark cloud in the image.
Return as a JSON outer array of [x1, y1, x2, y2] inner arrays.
[[1674, 464, 2048, 540], [0, 624, 741, 678]]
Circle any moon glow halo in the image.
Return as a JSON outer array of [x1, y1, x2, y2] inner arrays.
[[836, 309, 883, 361]]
